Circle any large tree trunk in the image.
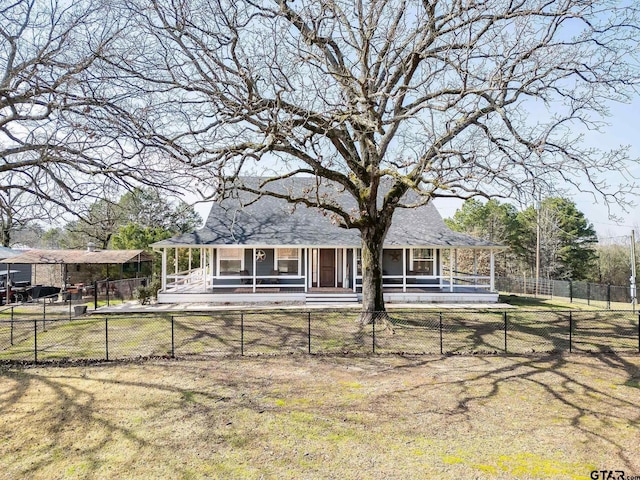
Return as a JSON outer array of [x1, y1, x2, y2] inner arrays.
[[359, 223, 392, 328], [1, 217, 11, 247], [1, 228, 9, 248]]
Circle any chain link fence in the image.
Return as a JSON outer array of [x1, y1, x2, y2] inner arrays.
[[92, 277, 151, 306], [0, 294, 91, 327], [0, 277, 150, 317], [1, 309, 638, 363], [497, 276, 639, 309]]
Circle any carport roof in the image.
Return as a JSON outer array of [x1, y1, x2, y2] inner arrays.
[[4, 249, 153, 265], [0, 246, 21, 261]]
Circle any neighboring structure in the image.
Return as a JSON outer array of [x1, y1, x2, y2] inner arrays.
[[1, 246, 34, 305], [0, 246, 32, 286], [153, 178, 503, 304], [4, 247, 153, 288]]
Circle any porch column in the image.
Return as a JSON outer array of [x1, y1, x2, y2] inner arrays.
[[209, 247, 215, 289], [174, 248, 178, 276], [449, 248, 454, 292], [342, 248, 348, 289], [402, 247, 407, 293], [454, 248, 458, 278], [490, 250, 495, 292], [473, 250, 478, 287], [161, 248, 167, 291], [307, 248, 312, 290], [200, 248, 205, 290], [352, 248, 357, 293], [188, 248, 193, 289], [200, 248, 205, 292], [304, 249, 309, 293], [252, 247, 257, 293]]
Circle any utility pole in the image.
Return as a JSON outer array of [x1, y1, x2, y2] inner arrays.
[[631, 230, 637, 311]]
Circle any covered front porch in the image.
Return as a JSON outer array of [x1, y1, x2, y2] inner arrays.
[[155, 245, 499, 304]]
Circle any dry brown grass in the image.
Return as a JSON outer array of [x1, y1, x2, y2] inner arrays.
[[1, 354, 639, 479]]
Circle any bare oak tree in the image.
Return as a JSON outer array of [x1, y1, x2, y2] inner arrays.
[[1, 0, 179, 225], [112, 0, 639, 314]]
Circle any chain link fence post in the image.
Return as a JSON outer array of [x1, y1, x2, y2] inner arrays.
[[569, 311, 573, 353], [638, 313, 640, 354], [94, 281, 98, 310], [587, 283, 591, 306], [33, 318, 37, 364], [504, 311, 508, 353], [439, 312, 443, 355], [10, 306, 14, 346], [569, 281, 573, 303], [607, 284, 611, 310], [43, 299, 46, 330], [240, 312, 244, 356], [372, 312, 376, 354], [171, 315, 175, 358], [307, 311, 311, 354], [105, 317, 109, 361]]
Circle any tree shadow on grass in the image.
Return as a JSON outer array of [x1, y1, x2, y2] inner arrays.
[[385, 353, 640, 472], [0, 366, 149, 478], [174, 313, 243, 355], [1, 354, 639, 478], [0, 362, 259, 479]]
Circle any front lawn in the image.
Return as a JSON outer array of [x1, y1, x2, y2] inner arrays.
[[0, 355, 638, 479]]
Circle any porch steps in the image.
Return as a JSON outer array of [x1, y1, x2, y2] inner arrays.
[[305, 292, 359, 304]]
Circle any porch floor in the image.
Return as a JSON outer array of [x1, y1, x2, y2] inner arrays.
[[97, 300, 513, 314], [164, 286, 494, 295]]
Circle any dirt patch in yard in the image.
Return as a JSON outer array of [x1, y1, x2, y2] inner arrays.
[[1, 354, 639, 479]]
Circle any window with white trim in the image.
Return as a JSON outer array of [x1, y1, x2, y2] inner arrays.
[[275, 248, 299, 274], [219, 248, 243, 274], [411, 248, 435, 275]]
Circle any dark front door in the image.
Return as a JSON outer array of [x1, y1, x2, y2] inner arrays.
[[319, 249, 335, 287]]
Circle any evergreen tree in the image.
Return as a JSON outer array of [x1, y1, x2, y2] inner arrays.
[[447, 197, 597, 280]]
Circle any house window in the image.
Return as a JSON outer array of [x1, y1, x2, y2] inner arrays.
[[219, 248, 243, 274], [411, 248, 435, 275], [275, 248, 299, 274]]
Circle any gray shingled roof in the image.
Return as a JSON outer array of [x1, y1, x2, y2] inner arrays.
[[154, 177, 501, 249]]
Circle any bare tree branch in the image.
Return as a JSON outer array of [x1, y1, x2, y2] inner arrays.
[[1, 0, 181, 225]]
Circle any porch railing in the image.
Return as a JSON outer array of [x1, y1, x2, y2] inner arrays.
[[165, 270, 491, 294], [165, 268, 207, 292], [355, 273, 492, 291], [165, 269, 306, 293], [212, 274, 305, 291]]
